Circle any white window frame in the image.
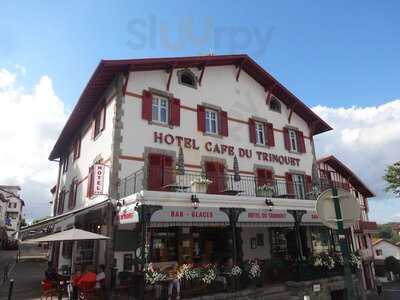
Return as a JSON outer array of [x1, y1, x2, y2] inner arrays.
[[255, 121, 265, 145], [205, 108, 218, 134], [288, 129, 298, 152], [292, 174, 305, 199], [152, 95, 169, 124]]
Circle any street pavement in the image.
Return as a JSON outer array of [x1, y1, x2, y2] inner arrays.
[[367, 281, 400, 300], [0, 250, 17, 284]]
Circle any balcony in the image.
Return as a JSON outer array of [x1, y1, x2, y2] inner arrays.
[[320, 178, 350, 192], [119, 167, 316, 200], [354, 220, 378, 233]]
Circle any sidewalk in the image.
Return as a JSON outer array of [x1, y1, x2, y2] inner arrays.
[[0, 260, 47, 300]]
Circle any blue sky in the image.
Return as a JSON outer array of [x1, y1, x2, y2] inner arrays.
[[0, 1, 399, 222]]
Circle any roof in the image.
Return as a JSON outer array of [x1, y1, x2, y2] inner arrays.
[[49, 54, 332, 160], [373, 239, 400, 248], [0, 187, 25, 206], [317, 155, 375, 198]]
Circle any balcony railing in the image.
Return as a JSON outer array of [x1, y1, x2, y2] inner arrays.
[[119, 167, 316, 200], [320, 178, 350, 192]]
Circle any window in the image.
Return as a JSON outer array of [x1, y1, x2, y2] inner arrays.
[[57, 190, 66, 215], [269, 96, 281, 113], [292, 174, 306, 199], [68, 179, 78, 209], [93, 105, 106, 138], [255, 122, 265, 145], [62, 154, 69, 173], [73, 136, 81, 160], [152, 95, 169, 124], [288, 129, 298, 152], [375, 249, 383, 256], [178, 69, 197, 88], [150, 227, 178, 262], [205, 109, 218, 134], [8, 202, 17, 209]]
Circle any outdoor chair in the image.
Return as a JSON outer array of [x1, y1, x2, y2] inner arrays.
[[79, 281, 96, 300], [41, 280, 56, 300]]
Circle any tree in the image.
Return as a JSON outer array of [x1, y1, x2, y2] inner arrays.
[[384, 256, 400, 275], [384, 162, 400, 197], [378, 224, 395, 240]]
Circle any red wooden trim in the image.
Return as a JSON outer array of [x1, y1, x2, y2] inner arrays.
[[166, 64, 175, 91], [288, 103, 297, 123], [106, 92, 116, 106], [198, 64, 206, 86], [119, 155, 145, 162], [184, 163, 202, 169], [125, 91, 142, 99], [123, 72, 130, 94], [236, 60, 244, 81]]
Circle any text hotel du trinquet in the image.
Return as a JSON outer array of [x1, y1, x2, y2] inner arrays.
[[153, 131, 301, 167]]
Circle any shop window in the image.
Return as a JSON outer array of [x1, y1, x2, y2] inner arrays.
[[149, 227, 178, 262], [123, 254, 133, 271], [178, 69, 197, 88], [62, 241, 73, 259], [283, 128, 306, 153], [147, 153, 174, 191], [269, 96, 281, 113], [205, 161, 226, 194], [270, 229, 289, 259], [310, 227, 330, 254]]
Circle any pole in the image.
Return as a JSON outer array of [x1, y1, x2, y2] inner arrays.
[[7, 279, 14, 300], [331, 187, 356, 299]]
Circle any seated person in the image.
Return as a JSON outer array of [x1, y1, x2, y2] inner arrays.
[[71, 268, 82, 300], [95, 264, 106, 290], [44, 261, 57, 282], [76, 265, 97, 289], [165, 263, 180, 300]]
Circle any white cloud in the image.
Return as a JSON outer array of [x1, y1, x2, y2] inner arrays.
[[0, 68, 16, 89], [313, 100, 400, 223], [0, 67, 68, 221]]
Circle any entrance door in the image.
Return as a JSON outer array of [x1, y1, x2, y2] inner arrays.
[[147, 153, 174, 191], [205, 161, 225, 194]]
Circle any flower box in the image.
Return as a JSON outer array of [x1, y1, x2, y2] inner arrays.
[[190, 178, 212, 194]]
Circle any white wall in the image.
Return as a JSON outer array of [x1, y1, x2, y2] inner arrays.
[[241, 227, 271, 261], [373, 241, 400, 260], [120, 65, 314, 182]]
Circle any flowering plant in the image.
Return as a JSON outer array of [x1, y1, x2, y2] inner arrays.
[[245, 259, 262, 279], [229, 265, 243, 277], [349, 252, 361, 268], [332, 252, 344, 266], [177, 264, 200, 281], [312, 253, 335, 270], [190, 178, 212, 185], [144, 263, 167, 285], [200, 264, 217, 285]]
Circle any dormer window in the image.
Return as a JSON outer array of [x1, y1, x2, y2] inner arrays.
[[178, 69, 197, 89], [269, 96, 281, 113]]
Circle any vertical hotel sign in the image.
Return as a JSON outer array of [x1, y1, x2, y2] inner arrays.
[[93, 164, 105, 195]]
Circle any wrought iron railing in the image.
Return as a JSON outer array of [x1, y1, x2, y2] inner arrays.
[[119, 167, 316, 200]]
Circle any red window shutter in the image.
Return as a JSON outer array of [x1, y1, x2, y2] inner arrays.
[[205, 162, 225, 194], [197, 105, 206, 132], [266, 122, 275, 147], [170, 98, 181, 126], [142, 90, 152, 121], [297, 131, 306, 153], [219, 110, 228, 137], [148, 154, 163, 191], [249, 118, 256, 144], [101, 105, 106, 131], [283, 128, 291, 150], [285, 172, 294, 195], [163, 155, 174, 187], [305, 175, 312, 193], [87, 167, 94, 197], [256, 169, 267, 186]]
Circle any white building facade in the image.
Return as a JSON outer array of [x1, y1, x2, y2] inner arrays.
[[40, 54, 375, 295], [0, 185, 24, 239]]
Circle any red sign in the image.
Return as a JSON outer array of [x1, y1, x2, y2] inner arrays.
[[153, 131, 300, 166]]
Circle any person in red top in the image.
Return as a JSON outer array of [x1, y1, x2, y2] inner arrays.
[[76, 265, 96, 289]]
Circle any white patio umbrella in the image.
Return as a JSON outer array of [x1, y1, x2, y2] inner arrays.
[[23, 228, 110, 274], [23, 228, 110, 243]]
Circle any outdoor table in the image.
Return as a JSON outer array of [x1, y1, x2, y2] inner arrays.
[[223, 189, 244, 196], [163, 184, 190, 192]]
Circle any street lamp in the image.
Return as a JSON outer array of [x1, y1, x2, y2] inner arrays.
[[191, 195, 200, 209]]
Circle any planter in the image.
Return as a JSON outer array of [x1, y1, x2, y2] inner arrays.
[[191, 182, 208, 193]]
